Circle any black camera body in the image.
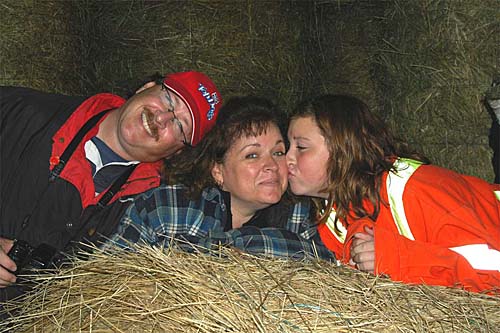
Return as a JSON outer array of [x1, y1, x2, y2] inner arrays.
[[7, 240, 57, 275]]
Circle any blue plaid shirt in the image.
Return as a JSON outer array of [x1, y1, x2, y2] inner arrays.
[[106, 185, 336, 262]]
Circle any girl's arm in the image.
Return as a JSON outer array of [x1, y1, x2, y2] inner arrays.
[[372, 226, 500, 293]]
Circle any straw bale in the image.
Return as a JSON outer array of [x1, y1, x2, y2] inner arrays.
[[2, 0, 498, 179], [72, 0, 307, 111], [297, 0, 388, 113], [0, 1, 83, 94], [1, 244, 499, 332], [373, 0, 499, 180]]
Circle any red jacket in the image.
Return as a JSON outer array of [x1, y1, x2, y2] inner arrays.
[[50, 92, 161, 208], [1, 87, 161, 250], [318, 162, 500, 293]]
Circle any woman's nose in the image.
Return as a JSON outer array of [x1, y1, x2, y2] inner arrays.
[[264, 155, 280, 171]]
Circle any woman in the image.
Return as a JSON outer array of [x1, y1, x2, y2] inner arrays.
[[286, 94, 500, 293], [107, 96, 335, 261]]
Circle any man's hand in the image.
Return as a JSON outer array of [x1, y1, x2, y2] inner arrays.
[[0, 237, 17, 287], [349, 226, 375, 273]]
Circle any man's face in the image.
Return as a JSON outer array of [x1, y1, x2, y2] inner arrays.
[[115, 83, 193, 162]]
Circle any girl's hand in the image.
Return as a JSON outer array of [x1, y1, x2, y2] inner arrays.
[[350, 226, 375, 273]]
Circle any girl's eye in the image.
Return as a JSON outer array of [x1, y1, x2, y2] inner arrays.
[[274, 150, 285, 157], [297, 145, 307, 150]]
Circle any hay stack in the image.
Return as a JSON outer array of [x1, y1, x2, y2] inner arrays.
[[2, 245, 499, 332], [373, 0, 499, 180], [0, 1, 83, 94], [72, 0, 306, 111], [298, 0, 387, 113], [2, 0, 497, 179]]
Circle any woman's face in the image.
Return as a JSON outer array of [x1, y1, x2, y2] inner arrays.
[[212, 123, 288, 213], [287, 116, 330, 199]]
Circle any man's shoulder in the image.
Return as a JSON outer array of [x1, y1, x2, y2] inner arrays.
[[137, 184, 187, 199], [1, 86, 87, 123], [132, 184, 193, 207], [200, 187, 225, 202], [130, 185, 225, 229], [1, 86, 86, 105], [140, 185, 225, 211]]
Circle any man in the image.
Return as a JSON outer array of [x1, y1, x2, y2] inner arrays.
[[486, 75, 500, 183], [0, 71, 222, 296]]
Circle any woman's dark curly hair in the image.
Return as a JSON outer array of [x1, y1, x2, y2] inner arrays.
[[162, 95, 287, 199], [290, 94, 429, 227]]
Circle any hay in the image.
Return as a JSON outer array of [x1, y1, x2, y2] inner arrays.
[[298, 1, 388, 113], [373, 0, 499, 180], [71, 0, 307, 110], [0, 1, 83, 94], [286, 0, 499, 180], [1, 244, 499, 332], [297, 0, 499, 180], [2, 0, 496, 178]]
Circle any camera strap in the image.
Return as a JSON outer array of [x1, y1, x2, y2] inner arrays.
[[49, 109, 110, 182], [49, 108, 138, 208], [22, 108, 141, 267], [52, 163, 137, 266], [19, 108, 137, 253], [17, 109, 112, 236], [48, 107, 140, 235]]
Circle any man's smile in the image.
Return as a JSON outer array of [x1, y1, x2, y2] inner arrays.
[[142, 109, 159, 141]]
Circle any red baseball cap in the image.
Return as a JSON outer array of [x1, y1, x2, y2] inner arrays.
[[163, 71, 222, 146]]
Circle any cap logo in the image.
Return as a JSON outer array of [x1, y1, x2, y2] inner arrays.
[[198, 83, 220, 120]]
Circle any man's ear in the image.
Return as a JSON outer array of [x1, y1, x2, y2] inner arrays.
[[135, 81, 156, 94], [211, 163, 224, 187]]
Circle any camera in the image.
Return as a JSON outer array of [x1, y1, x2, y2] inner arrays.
[[7, 240, 57, 275]]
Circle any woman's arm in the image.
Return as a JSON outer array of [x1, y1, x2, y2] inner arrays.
[[108, 188, 336, 262], [106, 185, 223, 249], [182, 225, 337, 261]]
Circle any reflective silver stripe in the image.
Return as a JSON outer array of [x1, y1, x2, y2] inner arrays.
[[450, 244, 500, 271], [326, 209, 347, 244], [386, 158, 423, 240]]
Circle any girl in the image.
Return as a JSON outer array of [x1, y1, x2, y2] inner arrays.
[[286, 94, 500, 293]]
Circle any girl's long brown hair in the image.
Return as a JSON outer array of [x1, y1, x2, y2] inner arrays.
[[290, 95, 428, 226]]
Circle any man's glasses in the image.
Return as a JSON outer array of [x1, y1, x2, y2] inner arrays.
[[160, 83, 191, 146]]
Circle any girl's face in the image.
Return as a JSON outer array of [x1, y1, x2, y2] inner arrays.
[[286, 116, 330, 199]]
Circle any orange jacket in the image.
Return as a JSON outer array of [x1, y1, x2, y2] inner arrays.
[[318, 162, 500, 293]]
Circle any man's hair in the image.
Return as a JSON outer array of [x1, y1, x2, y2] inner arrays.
[[163, 95, 286, 199], [124, 73, 164, 99], [290, 94, 428, 227]]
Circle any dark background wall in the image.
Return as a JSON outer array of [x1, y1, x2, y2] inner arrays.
[[1, 0, 498, 180]]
